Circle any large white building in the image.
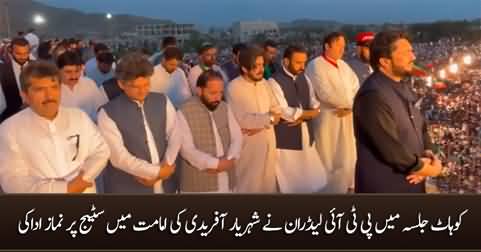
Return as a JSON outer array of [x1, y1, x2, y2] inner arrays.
[[135, 23, 196, 46], [232, 21, 280, 43]]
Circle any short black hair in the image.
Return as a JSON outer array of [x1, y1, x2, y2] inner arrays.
[[232, 43, 247, 55], [263, 40, 277, 49], [198, 42, 215, 54], [322, 32, 345, 51], [10, 37, 30, 48], [94, 43, 109, 55], [20, 60, 60, 92], [96, 52, 115, 64], [369, 31, 411, 71], [56, 51, 84, 68], [196, 69, 224, 88], [37, 41, 52, 61], [163, 47, 183, 61], [115, 52, 153, 81], [162, 36, 177, 48], [239, 46, 264, 73], [283, 45, 308, 59]]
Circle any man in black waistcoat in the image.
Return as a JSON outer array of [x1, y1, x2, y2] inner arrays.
[[353, 31, 443, 193], [0, 37, 33, 123], [268, 45, 327, 193]]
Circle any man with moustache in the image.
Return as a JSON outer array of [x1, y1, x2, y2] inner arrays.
[[305, 32, 360, 193], [177, 70, 242, 192], [268, 45, 327, 193], [0, 37, 34, 123], [354, 31, 442, 193], [187, 43, 228, 94], [0, 61, 110, 193], [347, 32, 375, 85], [57, 51, 107, 121], [150, 46, 192, 108], [226, 46, 281, 193]]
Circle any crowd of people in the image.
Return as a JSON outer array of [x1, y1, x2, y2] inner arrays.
[[0, 27, 479, 194]]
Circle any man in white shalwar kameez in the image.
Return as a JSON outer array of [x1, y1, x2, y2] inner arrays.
[[188, 43, 228, 95], [268, 45, 327, 193], [305, 32, 360, 193], [0, 61, 110, 193], [150, 47, 192, 108], [57, 51, 108, 121], [227, 46, 281, 193]]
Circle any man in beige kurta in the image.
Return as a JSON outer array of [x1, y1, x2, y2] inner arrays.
[[226, 46, 281, 193]]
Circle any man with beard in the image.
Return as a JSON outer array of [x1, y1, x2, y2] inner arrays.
[[57, 51, 107, 121], [150, 47, 192, 108], [268, 45, 327, 193], [305, 32, 359, 193], [347, 32, 375, 85], [353, 31, 442, 193], [0, 61, 110, 193], [187, 43, 228, 94], [0, 37, 34, 123], [176, 70, 242, 192], [97, 52, 180, 194], [227, 46, 281, 193]]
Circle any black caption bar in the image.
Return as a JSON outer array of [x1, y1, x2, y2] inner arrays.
[[0, 195, 479, 251]]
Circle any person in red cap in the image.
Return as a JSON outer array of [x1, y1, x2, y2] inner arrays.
[[347, 32, 375, 85]]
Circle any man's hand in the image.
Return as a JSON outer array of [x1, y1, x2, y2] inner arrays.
[[158, 162, 176, 180], [285, 107, 321, 127], [412, 157, 443, 177], [135, 162, 176, 187], [67, 172, 93, 193], [206, 159, 235, 174], [270, 112, 281, 126], [335, 108, 352, 118], [302, 107, 321, 120], [406, 174, 426, 184]]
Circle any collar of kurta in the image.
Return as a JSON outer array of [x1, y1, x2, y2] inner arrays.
[[322, 53, 339, 68], [281, 65, 297, 81], [28, 107, 61, 131]]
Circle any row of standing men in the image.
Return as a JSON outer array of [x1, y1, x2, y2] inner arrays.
[[0, 31, 440, 193]]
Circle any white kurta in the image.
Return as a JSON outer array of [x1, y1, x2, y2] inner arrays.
[[177, 105, 242, 193], [226, 76, 279, 193], [0, 107, 110, 193], [60, 77, 108, 121], [97, 98, 181, 193], [268, 69, 327, 193], [305, 56, 359, 193], [187, 64, 228, 95], [150, 65, 192, 108]]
